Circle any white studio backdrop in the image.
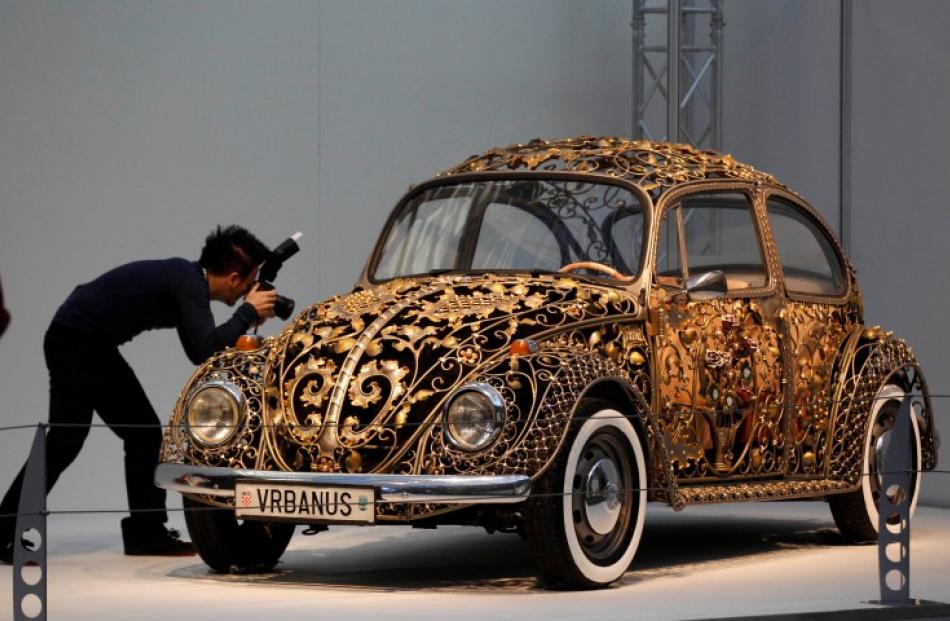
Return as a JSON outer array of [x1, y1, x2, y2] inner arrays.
[[0, 0, 947, 521]]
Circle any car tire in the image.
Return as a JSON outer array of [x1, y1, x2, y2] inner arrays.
[[524, 399, 647, 589], [183, 496, 296, 573], [829, 384, 922, 543]]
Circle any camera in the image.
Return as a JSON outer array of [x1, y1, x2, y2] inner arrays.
[[258, 231, 302, 321]]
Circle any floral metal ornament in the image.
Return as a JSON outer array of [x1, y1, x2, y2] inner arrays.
[[160, 136, 938, 532], [439, 136, 784, 196]]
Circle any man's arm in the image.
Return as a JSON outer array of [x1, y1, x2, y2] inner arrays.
[[175, 276, 258, 365]]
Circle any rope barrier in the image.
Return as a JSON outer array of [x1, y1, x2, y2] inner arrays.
[[0, 393, 944, 519], [0, 469, 946, 520], [7, 395, 943, 621], [0, 392, 945, 433]]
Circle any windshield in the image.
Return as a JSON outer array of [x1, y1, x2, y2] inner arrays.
[[371, 178, 645, 281]]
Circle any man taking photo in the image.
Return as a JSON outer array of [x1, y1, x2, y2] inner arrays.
[[0, 225, 279, 562]]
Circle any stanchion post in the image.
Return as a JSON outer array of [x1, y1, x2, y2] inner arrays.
[[13, 423, 47, 621], [877, 393, 912, 604]]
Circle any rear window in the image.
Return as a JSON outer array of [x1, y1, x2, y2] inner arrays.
[[767, 199, 845, 296]]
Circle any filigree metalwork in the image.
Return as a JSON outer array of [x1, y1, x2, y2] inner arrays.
[[828, 332, 936, 485], [159, 137, 939, 523], [651, 289, 786, 481], [378, 337, 651, 521], [782, 302, 858, 476], [678, 478, 850, 505], [439, 137, 783, 196], [256, 275, 642, 480], [162, 343, 273, 470]]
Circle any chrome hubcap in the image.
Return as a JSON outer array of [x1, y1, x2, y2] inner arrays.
[[570, 428, 636, 564], [875, 430, 891, 483], [584, 458, 622, 535]]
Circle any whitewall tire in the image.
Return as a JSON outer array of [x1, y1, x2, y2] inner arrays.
[[525, 399, 647, 589], [830, 384, 922, 542]]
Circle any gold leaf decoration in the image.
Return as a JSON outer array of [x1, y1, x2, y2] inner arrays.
[[345, 450, 363, 473], [365, 340, 382, 357], [348, 359, 410, 408]]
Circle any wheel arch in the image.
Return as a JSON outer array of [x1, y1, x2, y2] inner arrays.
[[827, 329, 939, 484], [578, 378, 647, 438], [571, 376, 676, 504]]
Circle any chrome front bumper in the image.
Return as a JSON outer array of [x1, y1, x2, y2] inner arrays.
[[155, 463, 531, 504]]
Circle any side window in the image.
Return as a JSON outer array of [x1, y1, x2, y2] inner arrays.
[[654, 206, 683, 287], [680, 192, 767, 290], [767, 198, 845, 296]]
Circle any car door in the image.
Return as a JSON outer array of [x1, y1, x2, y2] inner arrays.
[[648, 184, 788, 481], [764, 190, 858, 477]]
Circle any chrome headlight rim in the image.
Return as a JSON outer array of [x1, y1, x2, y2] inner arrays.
[[442, 382, 506, 452], [184, 379, 245, 448]]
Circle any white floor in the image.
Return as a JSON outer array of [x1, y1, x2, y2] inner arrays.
[[2, 502, 949, 621]]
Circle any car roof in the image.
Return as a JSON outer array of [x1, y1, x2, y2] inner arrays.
[[437, 136, 786, 198]]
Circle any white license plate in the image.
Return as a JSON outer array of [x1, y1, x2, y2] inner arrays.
[[234, 483, 375, 524]]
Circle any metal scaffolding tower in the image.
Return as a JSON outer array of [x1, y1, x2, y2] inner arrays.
[[632, 0, 724, 148]]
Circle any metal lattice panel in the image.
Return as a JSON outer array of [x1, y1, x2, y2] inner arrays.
[[632, 0, 724, 149]]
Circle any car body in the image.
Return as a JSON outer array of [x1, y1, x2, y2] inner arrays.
[[157, 137, 939, 588]]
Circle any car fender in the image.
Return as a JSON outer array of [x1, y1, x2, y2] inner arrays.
[[827, 328, 938, 487]]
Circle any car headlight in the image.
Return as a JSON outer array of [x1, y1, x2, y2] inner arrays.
[[443, 383, 506, 451], [185, 380, 244, 447]]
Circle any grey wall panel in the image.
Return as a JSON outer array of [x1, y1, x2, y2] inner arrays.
[[0, 0, 322, 516], [723, 0, 841, 229], [316, 0, 632, 294], [850, 1, 950, 507]]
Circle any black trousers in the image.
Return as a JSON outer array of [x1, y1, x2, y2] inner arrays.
[[0, 323, 167, 542]]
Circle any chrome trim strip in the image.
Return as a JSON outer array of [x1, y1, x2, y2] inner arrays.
[[156, 463, 531, 504]]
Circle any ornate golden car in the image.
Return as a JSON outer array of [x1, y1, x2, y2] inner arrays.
[[157, 137, 939, 588]]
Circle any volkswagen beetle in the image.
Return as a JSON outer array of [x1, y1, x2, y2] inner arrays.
[[157, 137, 939, 589]]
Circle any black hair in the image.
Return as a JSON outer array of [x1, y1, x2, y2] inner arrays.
[[199, 225, 270, 277]]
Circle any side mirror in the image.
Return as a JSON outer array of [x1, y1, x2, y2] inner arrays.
[[685, 270, 727, 301]]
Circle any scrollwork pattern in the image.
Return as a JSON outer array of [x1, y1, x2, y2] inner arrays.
[[157, 137, 941, 521], [827, 331, 936, 484], [439, 137, 783, 197], [651, 289, 786, 481], [254, 275, 642, 483], [161, 343, 273, 470], [781, 302, 858, 476]]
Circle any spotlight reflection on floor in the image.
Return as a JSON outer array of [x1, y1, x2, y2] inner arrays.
[[2, 503, 948, 620]]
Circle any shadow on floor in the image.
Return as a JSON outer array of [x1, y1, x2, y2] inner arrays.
[[167, 508, 857, 593]]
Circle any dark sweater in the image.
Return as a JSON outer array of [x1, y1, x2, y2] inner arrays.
[[0, 275, 9, 337], [52, 258, 257, 364]]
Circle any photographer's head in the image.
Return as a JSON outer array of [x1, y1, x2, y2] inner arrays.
[[200, 225, 269, 305]]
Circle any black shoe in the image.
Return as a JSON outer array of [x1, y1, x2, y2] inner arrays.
[[121, 517, 195, 557]]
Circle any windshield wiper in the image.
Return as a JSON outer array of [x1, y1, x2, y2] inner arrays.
[[424, 268, 488, 278], [528, 268, 560, 277]]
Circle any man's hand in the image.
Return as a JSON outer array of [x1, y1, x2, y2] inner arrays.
[[244, 283, 277, 322]]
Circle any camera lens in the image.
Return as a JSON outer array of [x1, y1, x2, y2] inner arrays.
[[274, 295, 295, 320]]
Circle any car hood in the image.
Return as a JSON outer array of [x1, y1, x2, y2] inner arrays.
[[260, 274, 640, 473]]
